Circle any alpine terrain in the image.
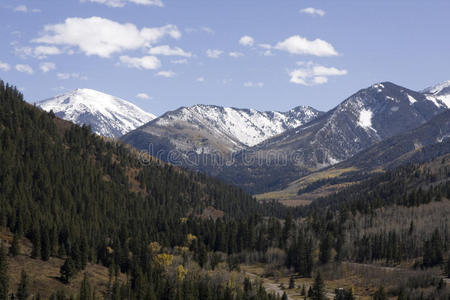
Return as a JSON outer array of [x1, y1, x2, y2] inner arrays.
[[37, 88, 156, 138], [121, 104, 322, 156], [207, 81, 450, 193]]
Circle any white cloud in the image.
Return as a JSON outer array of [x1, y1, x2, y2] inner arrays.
[[229, 52, 244, 58], [239, 35, 254, 47], [206, 49, 223, 58], [300, 7, 325, 17], [14, 5, 27, 12], [15, 64, 33, 74], [275, 35, 338, 56], [34, 46, 61, 59], [156, 70, 175, 78], [57, 73, 88, 80], [196, 77, 205, 82], [244, 81, 264, 88], [171, 59, 188, 64], [148, 45, 192, 57], [119, 55, 161, 70], [0, 62, 11, 72], [185, 27, 215, 34], [14, 46, 62, 59], [13, 5, 40, 13], [257, 44, 273, 56], [80, 0, 163, 7], [40, 62, 56, 73], [33, 17, 180, 58], [136, 93, 151, 99], [289, 62, 347, 86]]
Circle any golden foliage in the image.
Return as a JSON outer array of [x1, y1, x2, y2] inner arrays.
[[176, 265, 188, 281], [154, 253, 174, 269], [148, 241, 161, 254]]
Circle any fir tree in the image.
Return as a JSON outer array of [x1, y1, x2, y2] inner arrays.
[[16, 270, 29, 300], [311, 272, 325, 300], [289, 277, 295, 289], [60, 258, 76, 284], [0, 244, 8, 300]]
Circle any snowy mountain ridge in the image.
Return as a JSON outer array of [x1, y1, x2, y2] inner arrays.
[[37, 88, 156, 138], [122, 104, 323, 156]]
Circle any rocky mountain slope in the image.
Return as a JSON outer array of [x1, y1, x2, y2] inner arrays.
[[121, 104, 322, 157], [37, 88, 156, 138], [211, 81, 449, 193], [256, 109, 450, 204]]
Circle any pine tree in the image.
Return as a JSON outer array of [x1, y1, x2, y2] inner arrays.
[[79, 273, 92, 300], [289, 276, 295, 289], [9, 234, 20, 257], [60, 258, 76, 283], [319, 234, 332, 265], [311, 272, 325, 300], [16, 270, 29, 300], [0, 244, 8, 300]]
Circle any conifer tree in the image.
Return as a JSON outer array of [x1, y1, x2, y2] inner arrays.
[[16, 270, 29, 300], [0, 244, 8, 300], [311, 272, 325, 300]]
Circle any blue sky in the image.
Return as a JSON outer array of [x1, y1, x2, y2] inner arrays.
[[1, 0, 449, 115]]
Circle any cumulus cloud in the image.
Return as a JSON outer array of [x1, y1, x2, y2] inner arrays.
[[0, 61, 11, 72], [119, 55, 161, 70], [275, 35, 338, 57], [57, 73, 88, 80], [33, 17, 180, 58], [156, 70, 175, 78], [289, 62, 347, 86], [244, 81, 264, 88], [239, 35, 254, 47], [206, 49, 223, 58], [229, 52, 244, 58], [148, 45, 192, 57], [15, 64, 34, 74], [136, 93, 151, 99], [80, 0, 163, 7], [40, 62, 56, 73], [300, 7, 325, 16]]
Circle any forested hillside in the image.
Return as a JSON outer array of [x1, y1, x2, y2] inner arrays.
[[0, 81, 284, 299], [0, 81, 449, 300]]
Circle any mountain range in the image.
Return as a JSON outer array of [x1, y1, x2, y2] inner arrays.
[[37, 80, 450, 194]]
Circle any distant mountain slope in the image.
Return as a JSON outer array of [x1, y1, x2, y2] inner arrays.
[[211, 81, 449, 193], [122, 104, 322, 156], [256, 109, 450, 204], [37, 88, 156, 138], [251, 81, 448, 167]]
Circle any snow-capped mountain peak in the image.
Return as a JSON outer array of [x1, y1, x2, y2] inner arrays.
[[37, 88, 156, 138], [422, 80, 450, 108], [122, 104, 323, 156]]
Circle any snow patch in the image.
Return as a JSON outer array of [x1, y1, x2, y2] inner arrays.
[[407, 94, 417, 105], [357, 109, 377, 132]]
